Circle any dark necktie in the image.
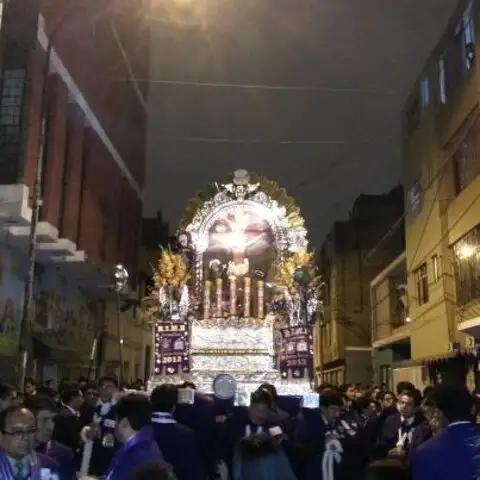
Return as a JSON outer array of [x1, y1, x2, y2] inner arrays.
[[401, 421, 412, 449], [14, 461, 25, 480]]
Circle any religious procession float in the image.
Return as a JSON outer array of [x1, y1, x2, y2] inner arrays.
[[143, 170, 324, 398]]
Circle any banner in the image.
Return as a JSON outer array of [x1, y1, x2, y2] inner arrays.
[[279, 326, 313, 379], [154, 321, 190, 375]]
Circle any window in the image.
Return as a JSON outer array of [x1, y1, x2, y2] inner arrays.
[[438, 58, 447, 104], [407, 181, 423, 216], [453, 120, 480, 194], [420, 77, 430, 107], [0, 69, 25, 126], [461, 2, 475, 72], [438, 3, 475, 104], [432, 255, 440, 282], [453, 224, 480, 306], [415, 263, 429, 305]]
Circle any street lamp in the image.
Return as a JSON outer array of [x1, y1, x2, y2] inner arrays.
[[113, 264, 129, 385]]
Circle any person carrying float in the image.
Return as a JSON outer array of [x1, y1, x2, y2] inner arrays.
[[293, 390, 360, 480]]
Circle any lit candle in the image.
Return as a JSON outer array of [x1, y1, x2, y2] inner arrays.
[[230, 277, 236, 316], [257, 280, 264, 319], [204, 280, 211, 319], [216, 278, 223, 317], [244, 277, 251, 318]]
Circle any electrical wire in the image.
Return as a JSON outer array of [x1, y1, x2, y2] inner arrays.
[[119, 77, 397, 95], [150, 136, 398, 145]]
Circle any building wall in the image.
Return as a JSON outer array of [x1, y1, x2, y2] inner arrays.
[[0, 0, 147, 280], [402, 0, 479, 361], [102, 303, 153, 384], [316, 188, 405, 383], [0, 0, 150, 380]]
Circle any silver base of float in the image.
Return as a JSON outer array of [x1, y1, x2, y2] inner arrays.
[[148, 371, 313, 397], [151, 316, 314, 397]]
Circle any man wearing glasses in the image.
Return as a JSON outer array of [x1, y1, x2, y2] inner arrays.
[[0, 405, 60, 479], [25, 395, 76, 479]]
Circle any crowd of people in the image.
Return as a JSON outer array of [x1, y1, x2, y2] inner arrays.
[[0, 376, 478, 479]]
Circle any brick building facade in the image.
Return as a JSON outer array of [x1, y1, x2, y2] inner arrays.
[[0, 0, 151, 382]]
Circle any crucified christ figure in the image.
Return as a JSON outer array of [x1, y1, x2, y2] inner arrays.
[[210, 211, 269, 278]]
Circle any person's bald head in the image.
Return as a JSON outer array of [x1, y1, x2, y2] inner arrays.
[[0, 406, 36, 459]]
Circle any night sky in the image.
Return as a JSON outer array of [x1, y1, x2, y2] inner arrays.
[[144, 0, 457, 246]]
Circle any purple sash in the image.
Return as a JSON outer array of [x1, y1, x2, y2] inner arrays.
[[0, 450, 44, 480], [104, 427, 153, 480]]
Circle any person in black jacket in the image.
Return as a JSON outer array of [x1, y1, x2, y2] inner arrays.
[[52, 382, 84, 459], [375, 390, 431, 464], [151, 384, 205, 480]]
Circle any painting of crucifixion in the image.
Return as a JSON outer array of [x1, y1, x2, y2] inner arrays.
[[203, 208, 276, 282]]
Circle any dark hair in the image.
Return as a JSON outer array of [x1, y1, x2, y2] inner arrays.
[[60, 382, 81, 405], [380, 390, 396, 401], [365, 459, 411, 480], [180, 382, 196, 390], [316, 383, 334, 394], [423, 385, 433, 398], [82, 382, 97, 394], [127, 461, 177, 480], [99, 376, 119, 388], [250, 389, 273, 408], [320, 390, 344, 408], [352, 396, 370, 412], [151, 385, 177, 413], [432, 384, 473, 422], [24, 395, 57, 415], [0, 383, 15, 401], [396, 381, 415, 396], [398, 389, 421, 408], [116, 393, 152, 431], [36, 386, 56, 399], [258, 383, 278, 402], [0, 406, 30, 432]]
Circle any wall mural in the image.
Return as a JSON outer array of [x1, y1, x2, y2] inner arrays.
[[33, 269, 97, 354], [0, 247, 97, 358], [0, 249, 24, 355]]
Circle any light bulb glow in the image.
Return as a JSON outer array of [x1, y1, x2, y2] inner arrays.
[[457, 244, 477, 259]]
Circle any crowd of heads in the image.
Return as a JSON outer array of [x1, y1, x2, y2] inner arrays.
[[316, 380, 475, 428]]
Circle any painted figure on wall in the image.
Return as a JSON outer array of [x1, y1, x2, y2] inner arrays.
[[0, 250, 24, 354], [0, 298, 14, 335]]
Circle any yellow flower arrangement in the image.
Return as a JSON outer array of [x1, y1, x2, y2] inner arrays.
[[140, 249, 191, 323], [273, 250, 318, 293], [152, 248, 190, 289]]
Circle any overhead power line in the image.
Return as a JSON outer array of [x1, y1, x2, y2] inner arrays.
[[154, 136, 399, 145], [119, 77, 396, 95]]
